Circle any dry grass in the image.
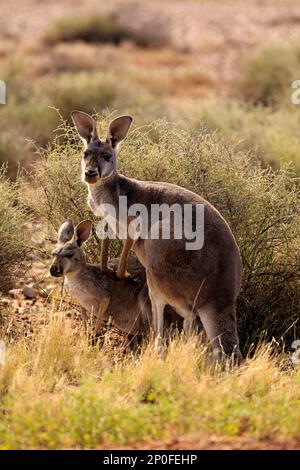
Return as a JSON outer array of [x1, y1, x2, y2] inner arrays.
[[0, 313, 299, 449]]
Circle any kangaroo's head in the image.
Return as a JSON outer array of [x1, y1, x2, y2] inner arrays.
[[71, 111, 132, 185], [50, 219, 92, 277]]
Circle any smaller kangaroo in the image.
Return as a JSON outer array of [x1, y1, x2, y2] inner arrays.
[[50, 219, 183, 338]]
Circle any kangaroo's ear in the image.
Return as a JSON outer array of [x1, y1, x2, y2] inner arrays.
[[71, 111, 98, 143], [58, 219, 75, 244], [107, 115, 132, 148], [75, 220, 93, 247]]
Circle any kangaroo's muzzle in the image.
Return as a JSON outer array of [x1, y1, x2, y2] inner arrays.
[[50, 265, 63, 277], [85, 169, 99, 184]]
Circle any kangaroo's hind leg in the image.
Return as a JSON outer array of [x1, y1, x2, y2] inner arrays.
[[147, 274, 166, 352], [183, 315, 197, 338], [198, 302, 242, 365]]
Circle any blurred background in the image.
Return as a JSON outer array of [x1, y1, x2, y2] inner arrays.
[[1, 0, 300, 177]]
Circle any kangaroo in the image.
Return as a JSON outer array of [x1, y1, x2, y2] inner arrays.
[[71, 111, 243, 362], [50, 219, 183, 338]]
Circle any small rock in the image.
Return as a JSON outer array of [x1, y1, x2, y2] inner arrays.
[[23, 285, 38, 300]]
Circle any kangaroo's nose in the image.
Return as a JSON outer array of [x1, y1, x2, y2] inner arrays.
[[85, 169, 98, 178], [50, 265, 62, 277]]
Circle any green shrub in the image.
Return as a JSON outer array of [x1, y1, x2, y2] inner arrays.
[[1, 67, 155, 152], [43, 11, 170, 48], [4, 98, 60, 148], [0, 57, 61, 147], [0, 167, 27, 291], [0, 58, 41, 173], [180, 98, 300, 172], [43, 14, 122, 45], [0, 126, 32, 178], [23, 118, 300, 350], [44, 71, 152, 121], [238, 44, 300, 106]]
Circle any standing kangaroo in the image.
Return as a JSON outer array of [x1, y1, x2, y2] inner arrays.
[[50, 219, 183, 338], [71, 111, 243, 362]]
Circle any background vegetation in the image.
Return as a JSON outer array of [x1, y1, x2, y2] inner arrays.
[[0, 168, 27, 291]]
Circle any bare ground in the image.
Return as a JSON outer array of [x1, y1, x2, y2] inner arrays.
[[1, 0, 300, 84]]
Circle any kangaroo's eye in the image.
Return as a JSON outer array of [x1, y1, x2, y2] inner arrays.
[[83, 151, 89, 159], [103, 154, 111, 162], [65, 253, 73, 258]]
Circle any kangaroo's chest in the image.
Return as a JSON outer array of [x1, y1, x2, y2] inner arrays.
[[88, 197, 128, 239], [64, 277, 99, 314]]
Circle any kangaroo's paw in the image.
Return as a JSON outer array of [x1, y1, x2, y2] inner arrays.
[[116, 270, 131, 280]]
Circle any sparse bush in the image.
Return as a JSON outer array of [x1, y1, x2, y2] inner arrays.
[[0, 167, 27, 291], [238, 44, 300, 106], [43, 14, 122, 46], [4, 98, 60, 148], [48, 43, 121, 73], [259, 106, 300, 171], [23, 118, 300, 349], [43, 9, 170, 49], [0, 56, 27, 97], [45, 71, 152, 121], [1, 67, 154, 151], [180, 98, 300, 172], [0, 126, 32, 178], [116, 2, 171, 48], [0, 58, 41, 173], [0, 57, 61, 147]]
